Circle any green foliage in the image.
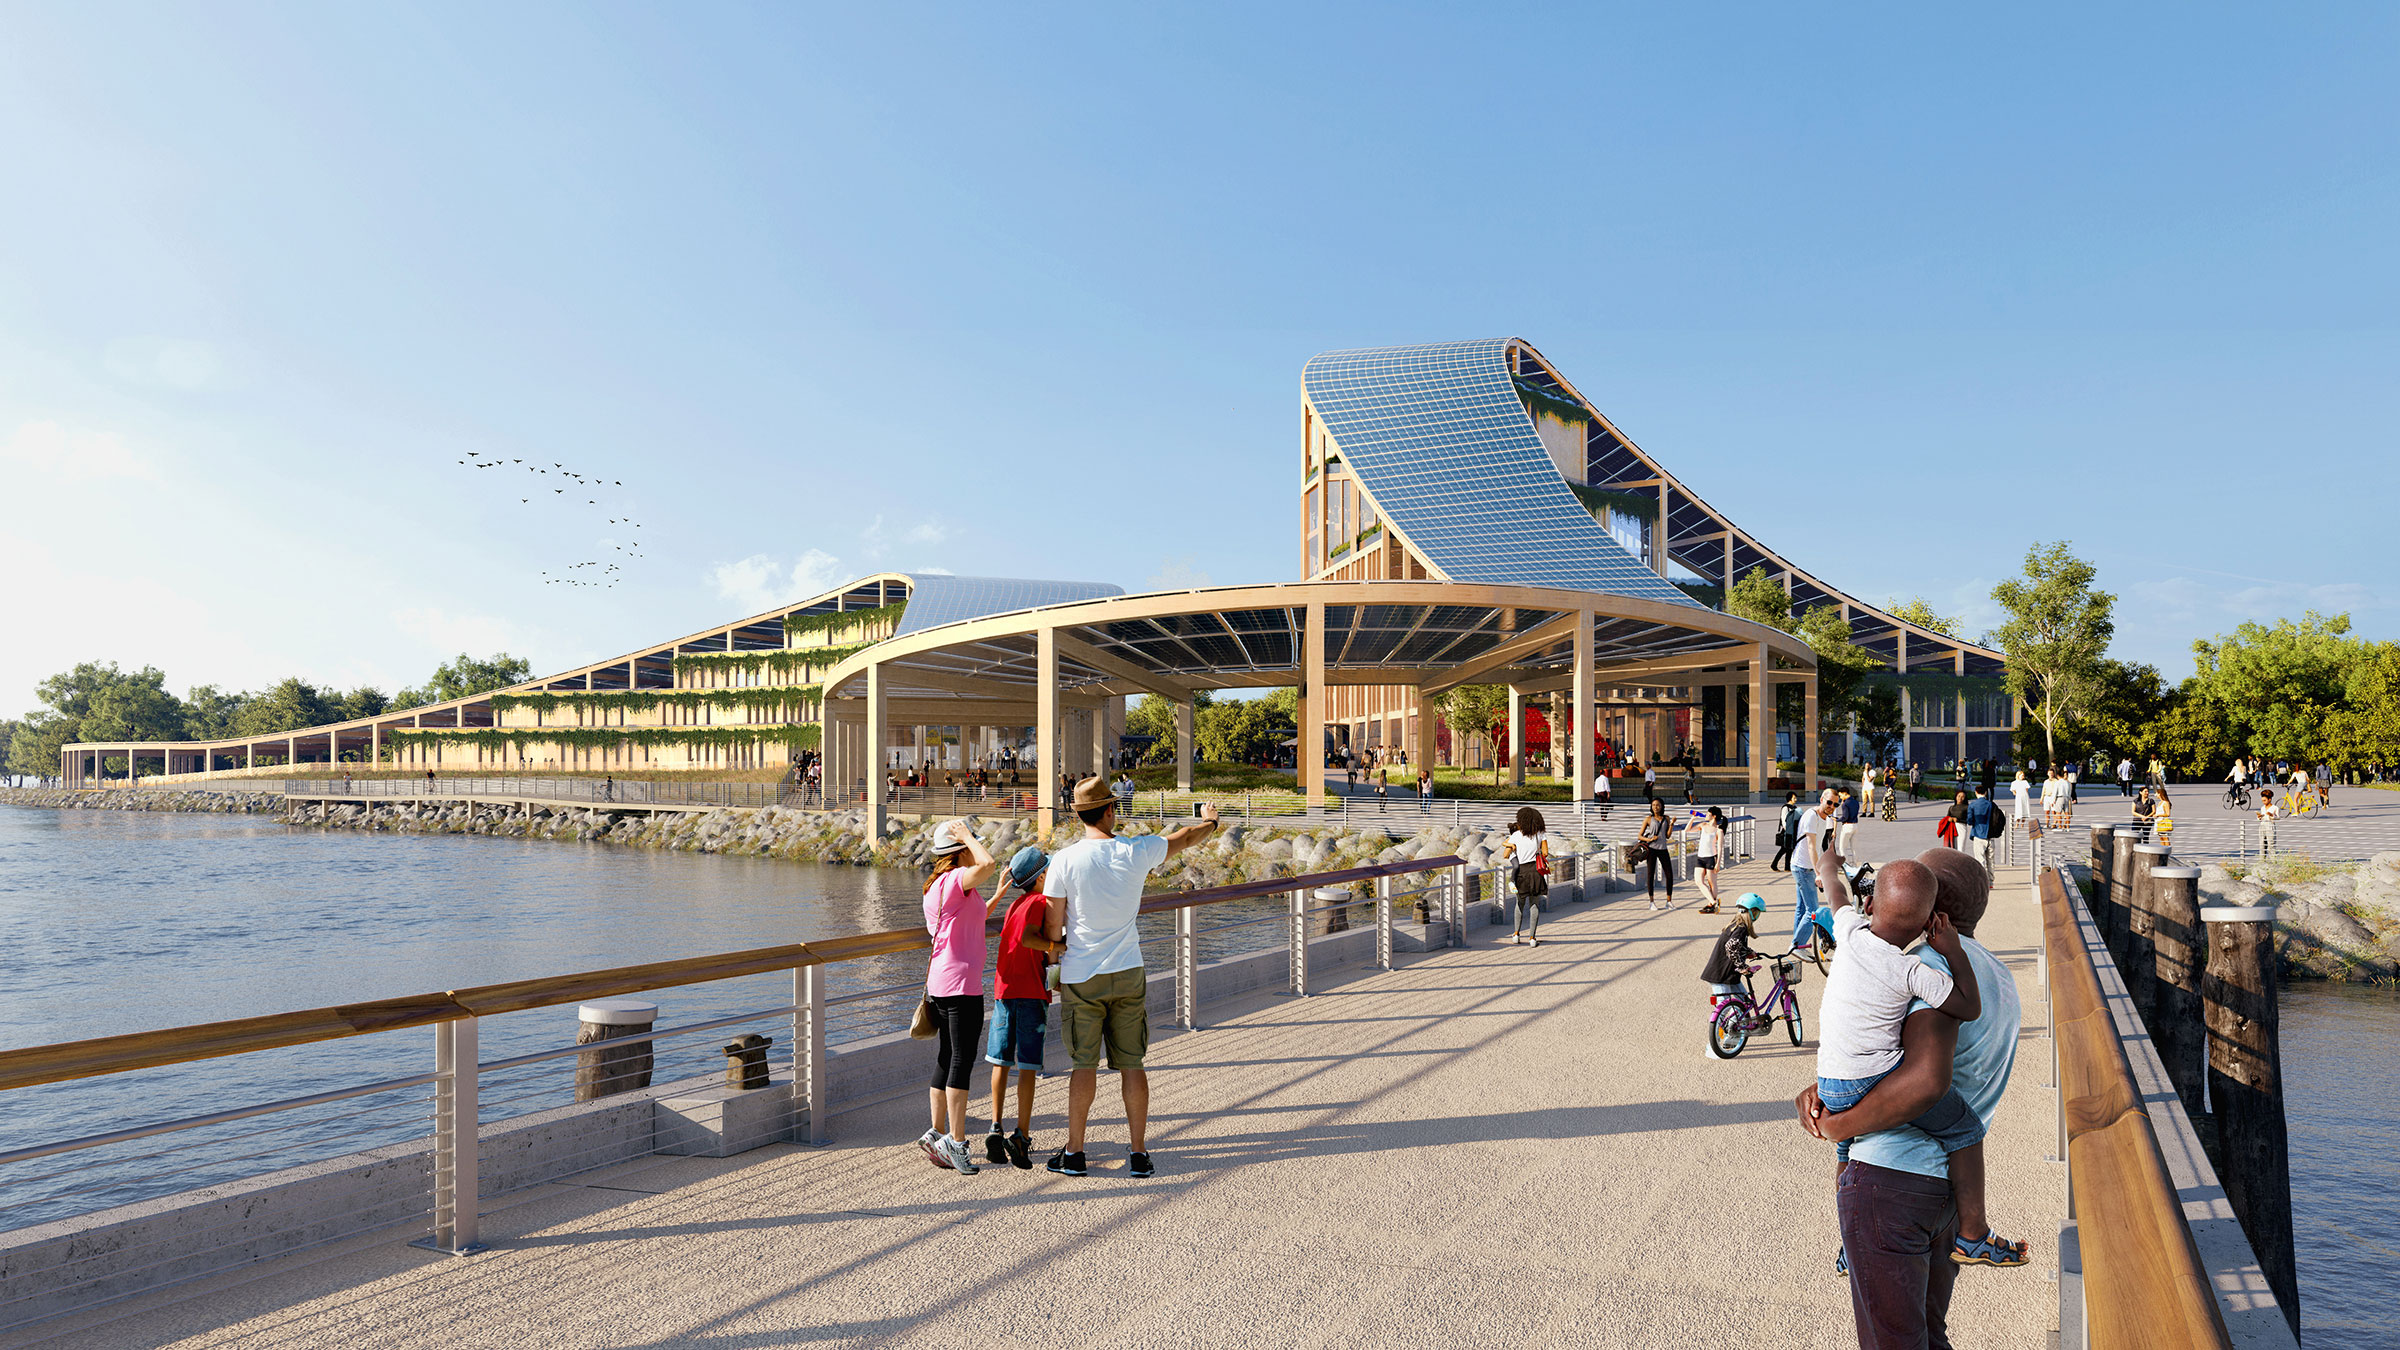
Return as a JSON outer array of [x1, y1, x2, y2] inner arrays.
[[1434, 685, 1509, 780], [234, 678, 340, 736], [1992, 541, 2115, 763], [1568, 482, 1659, 524], [1123, 691, 1221, 764], [1856, 689, 1905, 762], [1727, 566, 1793, 631], [182, 685, 247, 740], [409, 652, 532, 707], [489, 686, 823, 720], [2190, 612, 2357, 763], [672, 643, 877, 680], [336, 687, 391, 722], [391, 725, 820, 752], [1195, 698, 1276, 763], [77, 669, 186, 743], [2325, 642, 2400, 771], [1674, 579, 1725, 610], [783, 602, 905, 640], [1887, 596, 1963, 637], [1514, 378, 1593, 426], [7, 713, 74, 779]]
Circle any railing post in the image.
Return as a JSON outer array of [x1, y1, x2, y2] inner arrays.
[[1376, 873, 1394, 969], [421, 1016, 483, 1255], [1175, 904, 1199, 1029], [800, 965, 829, 1145], [1288, 888, 1309, 996], [1449, 862, 1469, 947]]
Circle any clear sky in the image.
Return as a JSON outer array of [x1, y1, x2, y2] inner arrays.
[[3, 3, 2393, 717]]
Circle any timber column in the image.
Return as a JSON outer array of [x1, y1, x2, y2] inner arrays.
[[1802, 675, 1819, 792], [1036, 627, 1060, 830], [1570, 612, 1593, 802], [1506, 687, 1524, 787], [1747, 644, 1770, 801], [1173, 699, 1194, 792], [864, 662, 888, 838], [1299, 599, 1326, 810]]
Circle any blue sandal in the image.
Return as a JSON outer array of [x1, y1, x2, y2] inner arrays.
[[1952, 1231, 2030, 1267]]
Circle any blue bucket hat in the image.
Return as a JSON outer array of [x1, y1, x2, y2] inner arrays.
[[1006, 845, 1050, 891]]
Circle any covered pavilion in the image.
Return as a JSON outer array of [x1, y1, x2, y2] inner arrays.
[[820, 578, 1818, 831]]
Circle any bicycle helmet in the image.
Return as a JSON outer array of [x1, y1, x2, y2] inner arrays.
[[1736, 893, 1765, 914]]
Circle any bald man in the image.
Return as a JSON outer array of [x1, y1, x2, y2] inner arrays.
[[1794, 844, 2026, 1349]]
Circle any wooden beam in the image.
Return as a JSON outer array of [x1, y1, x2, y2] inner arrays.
[[1422, 612, 1583, 696], [1052, 632, 1196, 703]]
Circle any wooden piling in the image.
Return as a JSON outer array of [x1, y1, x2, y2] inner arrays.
[[2127, 842, 2171, 1026], [2106, 826, 2140, 960], [575, 999, 658, 1102], [2088, 822, 2115, 906], [2148, 865, 2205, 1116], [2201, 899, 2299, 1336]]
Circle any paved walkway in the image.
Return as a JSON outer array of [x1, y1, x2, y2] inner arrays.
[[29, 853, 2063, 1350], [1852, 783, 2400, 866]]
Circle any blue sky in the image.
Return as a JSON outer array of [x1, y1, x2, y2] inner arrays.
[[3, 3, 2393, 714]]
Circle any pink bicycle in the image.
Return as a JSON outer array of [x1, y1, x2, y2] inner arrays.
[[1706, 950, 1807, 1058]]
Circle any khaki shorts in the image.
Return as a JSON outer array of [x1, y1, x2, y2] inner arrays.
[[1061, 966, 1150, 1071]]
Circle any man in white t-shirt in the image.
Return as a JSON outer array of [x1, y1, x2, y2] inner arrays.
[[1041, 776, 1220, 1178], [1789, 787, 1836, 947]]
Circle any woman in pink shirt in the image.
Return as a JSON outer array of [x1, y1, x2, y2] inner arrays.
[[916, 820, 1003, 1174]]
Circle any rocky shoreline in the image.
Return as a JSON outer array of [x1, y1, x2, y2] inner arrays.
[[0, 785, 1603, 898], [2199, 852, 2400, 987]]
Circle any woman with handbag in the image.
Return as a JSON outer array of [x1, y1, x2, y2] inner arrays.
[[914, 820, 1003, 1174], [1505, 806, 1550, 947]]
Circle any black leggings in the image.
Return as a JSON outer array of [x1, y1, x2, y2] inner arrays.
[[1644, 847, 1675, 897], [927, 994, 985, 1091]]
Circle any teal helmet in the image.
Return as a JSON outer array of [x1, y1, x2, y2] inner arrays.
[[1736, 893, 1766, 914]]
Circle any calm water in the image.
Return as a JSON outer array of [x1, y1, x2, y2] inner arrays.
[[0, 806, 1302, 1229], [2, 806, 2391, 1344]]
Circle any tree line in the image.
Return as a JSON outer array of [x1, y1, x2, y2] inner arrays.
[[3, 653, 532, 781]]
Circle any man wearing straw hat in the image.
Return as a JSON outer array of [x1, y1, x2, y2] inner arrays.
[[1042, 775, 1222, 1178]]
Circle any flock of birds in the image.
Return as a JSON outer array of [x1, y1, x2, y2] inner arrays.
[[454, 452, 643, 589]]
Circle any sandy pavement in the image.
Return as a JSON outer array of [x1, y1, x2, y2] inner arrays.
[[26, 850, 2061, 1350]]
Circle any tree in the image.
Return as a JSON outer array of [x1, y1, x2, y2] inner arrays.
[[2322, 641, 2400, 774], [6, 713, 74, 782], [1992, 542, 2115, 764], [234, 679, 338, 736], [1434, 684, 1508, 778], [403, 653, 533, 707], [80, 675, 188, 743], [1727, 566, 1792, 632], [2189, 612, 2358, 764], [1794, 604, 1879, 738], [1856, 689, 1905, 763], [1124, 691, 1216, 764], [182, 685, 250, 740], [335, 687, 392, 722], [0, 719, 15, 784], [1887, 596, 1962, 637], [1195, 698, 1274, 763]]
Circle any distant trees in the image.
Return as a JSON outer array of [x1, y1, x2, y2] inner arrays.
[[1122, 690, 1289, 766], [1887, 596, 1963, 637], [4, 651, 537, 778]]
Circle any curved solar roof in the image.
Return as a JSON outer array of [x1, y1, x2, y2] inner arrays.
[[1302, 340, 1696, 606], [892, 574, 1125, 637]]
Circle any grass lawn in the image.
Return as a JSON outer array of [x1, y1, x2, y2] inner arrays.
[[1126, 762, 1302, 791]]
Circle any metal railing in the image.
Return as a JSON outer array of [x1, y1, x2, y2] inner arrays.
[[0, 850, 1541, 1331]]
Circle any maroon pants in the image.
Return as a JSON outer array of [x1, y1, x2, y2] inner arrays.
[[1837, 1161, 1959, 1350]]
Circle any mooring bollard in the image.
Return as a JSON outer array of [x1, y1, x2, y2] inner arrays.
[[2127, 841, 2172, 1024], [722, 1033, 772, 1090], [575, 999, 658, 1102], [2106, 826, 2140, 961], [2202, 895, 2301, 1336], [2147, 865, 2205, 1115], [2088, 822, 2114, 900]]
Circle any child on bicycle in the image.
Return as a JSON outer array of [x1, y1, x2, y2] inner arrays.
[[1698, 893, 1767, 1003], [1817, 858, 2027, 1268]]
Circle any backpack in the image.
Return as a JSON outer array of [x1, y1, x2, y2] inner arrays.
[[1966, 797, 1995, 835]]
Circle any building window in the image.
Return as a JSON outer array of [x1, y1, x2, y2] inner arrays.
[[1305, 484, 1321, 573]]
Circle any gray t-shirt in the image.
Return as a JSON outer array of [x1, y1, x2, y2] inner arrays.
[[1846, 936, 2021, 1178]]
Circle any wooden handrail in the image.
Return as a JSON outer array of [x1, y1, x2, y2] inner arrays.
[[2038, 865, 2231, 1349], [0, 855, 1467, 1094]]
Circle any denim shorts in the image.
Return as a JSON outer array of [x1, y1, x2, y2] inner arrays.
[[1819, 1071, 1986, 1153], [983, 997, 1047, 1072]]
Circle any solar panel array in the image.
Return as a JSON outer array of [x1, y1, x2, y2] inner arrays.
[[892, 574, 1126, 638], [1301, 340, 1699, 606]]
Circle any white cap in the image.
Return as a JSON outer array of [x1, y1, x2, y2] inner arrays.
[[930, 821, 968, 855], [578, 999, 658, 1026]]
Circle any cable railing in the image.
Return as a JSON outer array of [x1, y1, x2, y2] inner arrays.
[[9, 847, 1691, 1332]]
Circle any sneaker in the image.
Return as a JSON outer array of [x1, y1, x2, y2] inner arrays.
[[1006, 1129, 1033, 1170], [1046, 1148, 1086, 1176], [1128, 1151, 1155, 1178], [940, 1135, 979, 1175], [917, 1128, 950, 1169], [1834, 1246, 1849, 1277], [985, 1129, 1009, 1165]]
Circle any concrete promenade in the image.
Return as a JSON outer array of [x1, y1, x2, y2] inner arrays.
[[25, 846, 2061, 1350]]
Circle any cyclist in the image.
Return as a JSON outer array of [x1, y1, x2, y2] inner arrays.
[[1699, 892, 1768, 1005], [2288, 763, 2313, 813]]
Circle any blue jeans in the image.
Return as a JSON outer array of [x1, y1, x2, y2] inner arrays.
[[1793, 864, 1819, 948], [1819, 1070, 1985, 1164]]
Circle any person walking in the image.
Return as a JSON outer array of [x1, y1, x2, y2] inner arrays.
[[1594, 768, 1613, 817], [1768, 791, 1801, 872], [1835, 788, 1861, 860], [1789, 788, 1835, 944], [1962, 787, 2002, 876], [1910, 762, 1926, 803], [1689, 806, 1728, 912], [1042, 777, 1222, 1178], [1504, 806, 1549, 946], [1637, 797, 1678, 910], [2116, 756, 2134, 798], [1643, 759, 1659, 802], [915, 821, 1003, 1175], [1861, 763, 1879, 818], [1682, 758, 1698, 806], [2008, 770, 2032, 826]]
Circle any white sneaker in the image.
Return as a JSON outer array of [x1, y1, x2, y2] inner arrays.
[[940, 1134, 979, 1175], [918, 1128, 950, 1169]]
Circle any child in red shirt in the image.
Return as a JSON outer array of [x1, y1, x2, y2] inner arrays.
[[982, 846, 1058, 1170]]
